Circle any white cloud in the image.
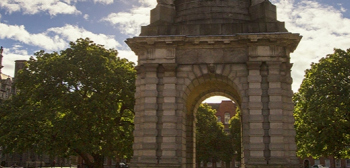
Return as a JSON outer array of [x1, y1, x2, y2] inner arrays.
[[117, 49, 138, 64], [0, 23, 122, 76], [138, 0, 156, 7], [271, 0, 350, 91], [83, 14, 89, 20], [94, 0, 114, 5], [47, 25, 121, 49], [1, 47, 31, 77], [0, 22, 121, 51], [101, 0, 156, 36], [0, 23, 67, 51], [62, 0, 84, 3], [0, 0, 81, 16]]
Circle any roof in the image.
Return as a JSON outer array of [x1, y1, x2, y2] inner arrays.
[[0, 73, 12, 80]]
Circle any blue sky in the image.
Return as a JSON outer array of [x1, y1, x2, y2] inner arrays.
[[1, 0, 350, 102]]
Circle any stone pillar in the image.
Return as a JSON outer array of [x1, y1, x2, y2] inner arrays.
[[266, 62, 286, 164], [158, 63, 179, 165], [246, 61, 266, 165], [131, 64, 160, 166], [281, 62, 299, 165]]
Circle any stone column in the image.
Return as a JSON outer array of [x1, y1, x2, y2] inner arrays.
[[266, 61, 286, 164], [281, 62, 299, 165], [246, 61, 266, 165], [132, 64, 160, 166], [158, 63, 179, 166]]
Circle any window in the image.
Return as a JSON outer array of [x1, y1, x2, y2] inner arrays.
[[336, 159, 341, 168], [217, 161, 221, 167], [224, 113, 230, 124], [325, 159, 330, 167], [346, 159, 350, 167], [235, 161, 240, 167], [217, 116, 222, 123], [303, 160, 310, 168], [314, 159, 320, 166], [111, 159, 116, 165]]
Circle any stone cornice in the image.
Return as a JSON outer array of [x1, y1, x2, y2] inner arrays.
[[126, 33, 302, 56]]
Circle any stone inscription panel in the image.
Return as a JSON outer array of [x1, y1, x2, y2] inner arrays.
[[176, 48, 248, 64]]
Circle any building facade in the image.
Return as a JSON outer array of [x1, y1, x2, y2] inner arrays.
[[208, 100, 237, 131], [300, 157, 350, 168], [0, 46, 13, 102]]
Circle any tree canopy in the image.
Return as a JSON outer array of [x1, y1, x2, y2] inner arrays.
[[196, 103, 236, 168], [294, 48, 350, 159], [229, 109, 241, 162], [0, 38, 136, 168], [196, 104, 224, 166]]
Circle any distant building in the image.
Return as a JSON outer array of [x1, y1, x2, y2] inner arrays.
[[0, 46, 13, 102], [207, 100, 237, 132], [300, 157, 350, 168]]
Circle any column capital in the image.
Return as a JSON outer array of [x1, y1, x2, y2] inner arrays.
[[247, 61, 262, 70], [265, 61, 282, 69], [143, 63, 159, 71], [162, 63, 177, 71]]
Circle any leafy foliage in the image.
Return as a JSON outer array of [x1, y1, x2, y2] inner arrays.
[[196, 103, 236, 166], [229, 109, 241, 162], [294, 48, 350, 159], [0, 38, 136, 168]]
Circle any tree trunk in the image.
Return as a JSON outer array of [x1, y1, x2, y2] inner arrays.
[[197, 160, 201, 168], [115, 157, 121, 168], [331, 157, 336, 168], [92, 154, 104, 168], [74, 149, 94, 168], [225, 161, 231, 168]]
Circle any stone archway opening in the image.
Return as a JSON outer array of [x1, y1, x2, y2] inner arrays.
[[182, 75, 243, 168], [195, 95, 242, 168]]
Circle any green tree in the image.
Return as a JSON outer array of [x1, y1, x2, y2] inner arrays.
[[196, 103, 226, 168], [0, 38, 136, 168], [229, 109, 241, 163], [294, 48, 350, 165], [219, 133, 235, 168]]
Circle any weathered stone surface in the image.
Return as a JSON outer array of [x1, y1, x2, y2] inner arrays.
[[150, 4, 175, 25], [127, 1, 302, 167]]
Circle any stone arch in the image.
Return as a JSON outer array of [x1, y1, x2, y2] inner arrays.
[[304, 159, 310, 168], [179, 73, 244, 167], [183, 74, 242, 114], [127, 33, 301, 168]]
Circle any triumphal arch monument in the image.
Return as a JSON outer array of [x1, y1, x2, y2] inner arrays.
[[126, 0, 302, 167]]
